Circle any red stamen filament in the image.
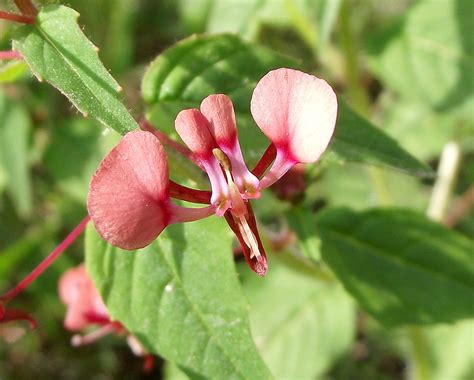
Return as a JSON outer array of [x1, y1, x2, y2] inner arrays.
[[0, 10, 35, 24], [0, 216, 90, 304], [0, 50, 22, 60]]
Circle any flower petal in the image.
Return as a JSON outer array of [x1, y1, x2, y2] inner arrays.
[[201, 94, 260, 198], [175, 108, 216, 158], [59, 265, 108, 331], [251, 68, 337, 163], [200, 94, 237, 146], [87, 131, 170, 250]]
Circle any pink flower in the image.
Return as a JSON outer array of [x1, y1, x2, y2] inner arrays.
[[87, 68, 337, 276], [58, 264, 109, 331], [58, 265, 154, 371]]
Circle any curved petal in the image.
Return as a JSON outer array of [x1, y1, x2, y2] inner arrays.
[[87, 131, 170, 250], [175, 108, 216, 158], [201, 94, 260, 198], [200, 94, 237, 145], [251, 68, 337, 164]]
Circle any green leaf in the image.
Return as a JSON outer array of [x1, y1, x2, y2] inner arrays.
[[0, 92, 33, 218], [418, 319, 474, 380], [0, 60, 29, 83], [12, 5, 138, 135], [316, 207, 474, 326], [142, 34, 431, 176], [43, 118, 120, 202], [286, 207, 321, 261], [85, 218, 272, 379], [240, 255, 355, 379], [331, 102, 433, 177], [367, 0, 474, 114]]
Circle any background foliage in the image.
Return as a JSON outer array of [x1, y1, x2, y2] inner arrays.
[[1, 0, 473, 379]]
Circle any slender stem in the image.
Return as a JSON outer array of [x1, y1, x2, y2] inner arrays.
[[252, 144, 276, 179], [1, 308, 37, 329], [0, 50, 22, 60], [407, 327, 431, 380], [169, 180, 211, 204], [0, 216, 90, 303], [71, 323, 117, 347], [14, 0, 37, 16], [427, 141, 461, 222], [0, 10, 35, 23]]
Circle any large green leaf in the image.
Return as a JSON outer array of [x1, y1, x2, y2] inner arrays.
[[240, 255, 355, 379], [142, 34, 431, 176], [85, 218, 272, 379], [316, 207, 474, 326], [367, 0, 473, 114], [0, 92, 33, 218], [12, 5, 138, 134]]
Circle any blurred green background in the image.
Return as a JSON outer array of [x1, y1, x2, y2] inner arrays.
[[1, 0, 473, 379]]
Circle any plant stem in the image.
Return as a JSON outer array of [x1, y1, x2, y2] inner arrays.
[[427, 141, 461, 222], [0, 10, 35, 23], [407, 327, 431, 380], [0, 216, 90, 303], [338, 0, 393, 206], [252, 144, 276, 179], [13, 0, 37, 16]]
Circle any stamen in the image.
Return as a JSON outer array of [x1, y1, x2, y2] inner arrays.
[[236, 215, 261, 259], [71, 323, 117, 347], [213, 148, 231, 171]]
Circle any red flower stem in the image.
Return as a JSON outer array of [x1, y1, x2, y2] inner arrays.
[[0, 216, 90, 303], [1, 308, 37, 329], [13, 0, 37, 16], [0, 10, 35, 23], [169, 181, 211, 204], [0, 50, 22, 60], [252, 144, 276, 179]]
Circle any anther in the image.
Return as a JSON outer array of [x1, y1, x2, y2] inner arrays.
[[213, 148, 232, 171]]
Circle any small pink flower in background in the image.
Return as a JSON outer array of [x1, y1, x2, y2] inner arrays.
[[87, 68, 337, 276], [59, 264, 153, 371], [59, 264, 109, 332]]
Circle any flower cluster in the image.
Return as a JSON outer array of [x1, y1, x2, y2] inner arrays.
[[87, 68, 338, 275]]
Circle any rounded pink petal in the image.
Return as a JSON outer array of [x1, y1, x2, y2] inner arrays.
[[175, 108, 216, 157], [59, 265, 108, 331], [200, 94, 237, 145], [250, 68, 337, 163], [87, 131, 170, 250]]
